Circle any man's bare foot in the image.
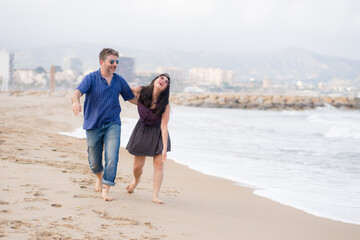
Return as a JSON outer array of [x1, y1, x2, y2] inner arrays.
[[94, 172, 103, 192], [94, 178, 102, 192], [126, 180, 139, 193], [102, 185, 114, 201], [152, 198, 165, 204]]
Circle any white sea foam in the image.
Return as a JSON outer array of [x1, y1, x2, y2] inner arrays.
[[59, 128, 85, 139], [58, 118, 138, 147], [324, 125, 360, 139]]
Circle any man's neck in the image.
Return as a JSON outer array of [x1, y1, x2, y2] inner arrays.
[[100, 68, 112, 79]]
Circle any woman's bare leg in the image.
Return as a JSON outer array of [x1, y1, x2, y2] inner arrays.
[[152, 154, 165, 204], [126, 156, 146, 193]]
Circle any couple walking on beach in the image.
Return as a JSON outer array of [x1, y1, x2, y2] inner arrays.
[[71, 48, 171, 203]]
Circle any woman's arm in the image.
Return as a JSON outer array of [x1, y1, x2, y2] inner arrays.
[[129, 86, 142, 105], [160, 104, 170, 162], [130, 86, 141, 96]]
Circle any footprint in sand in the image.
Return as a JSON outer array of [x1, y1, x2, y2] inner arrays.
[[70, 177, 93, 186], [61, 216, 73, 222], [62, 223, 78, 230], [25, 206, 43, 211], [50, 204, 62, 208], [101, 224, 110, 229], [24, 197, 49, 202], [34, 191, 44, 197], [4, 220, 33, 230], [1, 209, 12, 214], [25, 191, 45, 197], [145, 234, 168, 239], [92, 209, 140, 226], [145, 222, 158, 230], [162, 189, 180, 196], [73, 194, 98, 199]]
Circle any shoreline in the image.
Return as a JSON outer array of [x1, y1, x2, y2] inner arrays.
[[60, 125, 360, 226], [252, 189, 360, 226], [1, 92, 360, 239]]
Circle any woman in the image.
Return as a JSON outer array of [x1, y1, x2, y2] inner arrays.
[[126, 73, 171, 204]]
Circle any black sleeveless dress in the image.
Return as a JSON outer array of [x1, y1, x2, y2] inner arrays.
[[126, 102, 171, 156]]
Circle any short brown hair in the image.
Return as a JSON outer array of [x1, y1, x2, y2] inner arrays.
[[99, 48, 119, 62]]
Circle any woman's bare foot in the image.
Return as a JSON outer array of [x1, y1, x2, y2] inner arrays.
[[152, 198, 165, 204], [126, 180, 139, 193], [102, 185, 114, 201]]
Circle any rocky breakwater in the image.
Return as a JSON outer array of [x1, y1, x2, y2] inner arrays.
[[170, 93, 360, 110]]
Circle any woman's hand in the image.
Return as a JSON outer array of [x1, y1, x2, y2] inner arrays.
[[161, 150, 167, 163]]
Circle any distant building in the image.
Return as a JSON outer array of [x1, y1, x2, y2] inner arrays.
[[184, 86, 205, 93], [0, 48, 14, 91], [116, 56, 135, 83], [63, 57, 82, 76], [49, 65, 79, 89], [188, 67, 235, 87], [135, 71, 158, 85], [156, 66, 186, 81], [13, 69, 47, 89], [263, 78, 272, 89], [295, 80, 303, 89]]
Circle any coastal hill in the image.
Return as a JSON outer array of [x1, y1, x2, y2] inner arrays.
[[11, 43, 360, 84]]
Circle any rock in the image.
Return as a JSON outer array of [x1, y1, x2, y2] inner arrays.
[[169, 93, 360, 110]]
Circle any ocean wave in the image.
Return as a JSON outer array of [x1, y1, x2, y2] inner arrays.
[[59, 106, 360, 225], [324, 125, 360, 139]]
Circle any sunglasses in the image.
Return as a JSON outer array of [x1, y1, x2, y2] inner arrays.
[[109, 59, 119, 64]]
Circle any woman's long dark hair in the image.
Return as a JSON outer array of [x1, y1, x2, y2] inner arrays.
[[138, 73, 171, 116]]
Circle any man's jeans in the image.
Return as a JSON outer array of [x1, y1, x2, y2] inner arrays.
[[86, 122, 121, 186]]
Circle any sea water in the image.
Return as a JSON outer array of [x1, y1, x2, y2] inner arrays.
[[59, 104, 360, 225]]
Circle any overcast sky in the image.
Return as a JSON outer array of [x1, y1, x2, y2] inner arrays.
[[1, 0, 359, 60]]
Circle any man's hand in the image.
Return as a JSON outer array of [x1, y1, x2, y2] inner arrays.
[[72, 102, 81, 116], [71, 89, 82, 116]]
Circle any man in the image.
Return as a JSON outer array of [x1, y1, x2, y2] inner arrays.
[[71, 48, 136, 201]]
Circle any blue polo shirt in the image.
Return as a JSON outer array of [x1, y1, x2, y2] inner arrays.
[[76, 69, 134, 130]]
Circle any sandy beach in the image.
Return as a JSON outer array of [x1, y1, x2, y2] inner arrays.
[[1, 91, 360, 240]]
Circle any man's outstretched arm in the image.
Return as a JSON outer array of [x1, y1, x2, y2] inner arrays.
[[71, 89, 82, 116]]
